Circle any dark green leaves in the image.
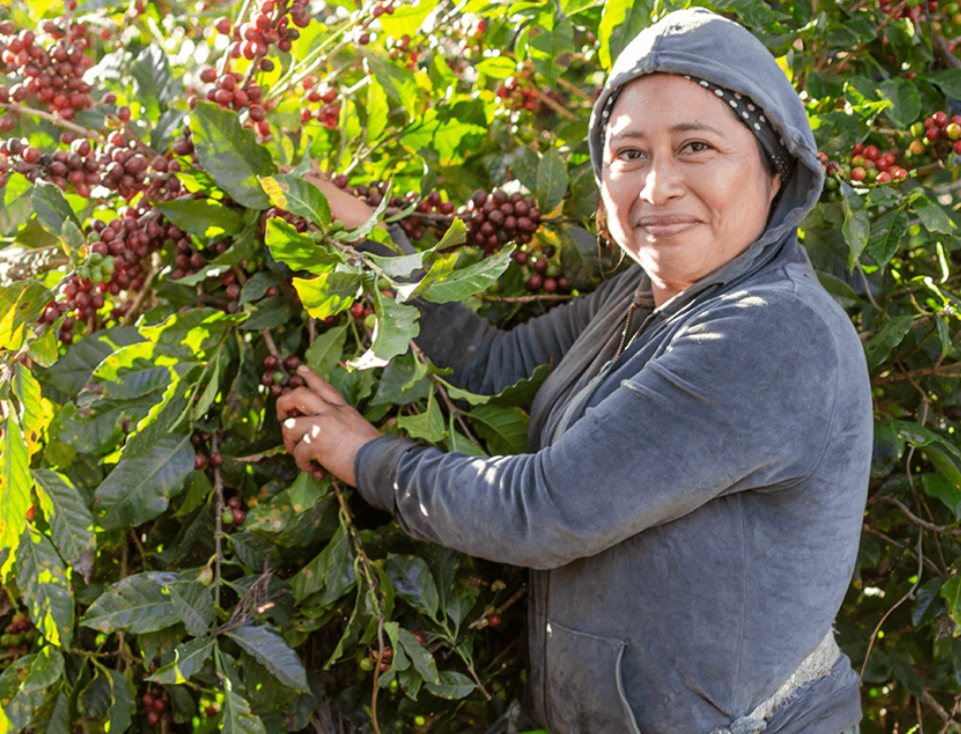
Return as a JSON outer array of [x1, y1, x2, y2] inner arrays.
[[385, 555, 439, 620], [560, 226, 602, 289], [225, 624, 310, 692], [148, 638, 215, 684], [191, 101, 276, 209], [536, 149, 568, 213], [469, 405, 529, 455], [81, 572, 213, 634], [841, 186, 870, 267], [132, 44, 179, 119], [291, 526, 355, 605], [863, 315, 914, 371], [93, 435, 195, 529]]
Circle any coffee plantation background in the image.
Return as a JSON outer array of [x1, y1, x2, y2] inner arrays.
[[1, 0, 960, 730]]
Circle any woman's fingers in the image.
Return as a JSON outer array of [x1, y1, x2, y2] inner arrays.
[[275, 385, 331, 420], [291, 434, 321, 473], [281, 415, 321, 450], [295, 365, 347, 405]]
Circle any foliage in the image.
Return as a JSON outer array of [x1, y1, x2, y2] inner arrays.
[[0, 0, 960, 731]]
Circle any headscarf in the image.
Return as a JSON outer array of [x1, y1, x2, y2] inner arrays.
[[588, 8, 824, 246]]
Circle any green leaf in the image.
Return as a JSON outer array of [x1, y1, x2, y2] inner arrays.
[[939, 576, 961, 634], [293, 271, 362, 319], [424, 670, 475, 699], [385, 555, 439, 620], [93, 434, 195, 529], [305, 323, 347, 378], [476, 57, 517, 79], [191, 101, 275, 209], [877, 78, 921, 128], [224, 624, 310, 692], [378, 0, 439, 38], [31, 180, 80, 236], [396, 389, 446, 442], [155, 198, 244, 238], [422, 247, 514, 303], [367, 76, 389, 143], [22, 648, 65, 693], [80, 572, 185, 634], [536, 148, 568, 213], [104, 669, 136, 734], [168, 579, 216, 637], [241, 296, 295, 331], [929, 68, 961, 98], [132, 44, 178, 118], [44, 326, 145, 394], [17, 526, 73, 648], [560, 226, 601, 289], [265, 217, 340, 275], [370, 354, 432, 406], [863, 315, 914, 371], [841, 187, 870, 266], [0, 280, 55, 354], [259, 174, 331, 228], [59, 219, 84, 266], [32, 469, 95, 581], [148, 637, 215, 684], [913, 195, 955, 235], [0, 172, 33, 233], [599, 0, 652, 70], [122, 380, 192, 460], [528, 14, 574, 85], [865, 208, 909, 268], [221, 684, 267, 734], [1, 414, 32, 569], [370, 293, 419, 362], [468, 405, 529, 455], [291, 526, 355, 605], [923, 473, 961, 521]]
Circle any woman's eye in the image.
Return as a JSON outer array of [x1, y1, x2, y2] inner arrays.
[[683, 141, 710, 153], [615, 148, 643, 161]]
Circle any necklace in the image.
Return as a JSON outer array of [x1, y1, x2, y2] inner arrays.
[[614, 302, 655, 360]]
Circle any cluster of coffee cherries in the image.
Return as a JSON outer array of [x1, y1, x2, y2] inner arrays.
[[355, 0, 398, 45], [262, 353, 306, 398], [494, 74, 565, 117], [360, 646, 394, 673], [451, 16, 487, 58], [335, 176, 457, 242], [387, 34, 421, 71], [218, 0, 307, 61], [0, 17, 95, 123], [463, 188, 542, 254], [846, 143, 909, 184], [905, 111, 961, 160], [2, 614, 35, 660], [222, 495, 247, 526], [299, 77, 340, 128], [196, 67, 271, 137], [513, 245, 570, 293], [140, 688, 169, 726], [266, 204, 311, 233]]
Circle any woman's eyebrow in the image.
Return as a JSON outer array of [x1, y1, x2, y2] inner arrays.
[[607, 121, 724, 143]]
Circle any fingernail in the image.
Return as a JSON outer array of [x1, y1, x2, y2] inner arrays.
[[284, 418, 297, 429], [297, 364, 309, 374]]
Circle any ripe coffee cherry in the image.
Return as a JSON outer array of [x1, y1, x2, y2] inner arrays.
[[284, 355, 301, 371], [227, 496, 241, 509], [231, 508, 246, 524], [263, 354, 279, 369], [146, 710, 160, 725], [487, 614, 502, 627], [411, 630, 426, 644], [210, 453, 224, 467], [350, 302, 366, 319], [194, 454, 208, 470]]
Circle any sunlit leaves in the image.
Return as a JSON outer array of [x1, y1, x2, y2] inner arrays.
[[0, 280, 54, 354], [148, 638, 215, 684], [191, 101, 276, 209], [81, 572, 212, 635], [259, 174, 331, 228], [30, 180, 80, 236], [17, 527, 73, 648], [32, 469, 95, 582], [293, 271, 363, 319], [155, 198, 245, 238], [598, 0, 652, 70], [0, 413, 32, 577]]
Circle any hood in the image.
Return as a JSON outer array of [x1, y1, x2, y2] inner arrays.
[[587, 8, 824, 306]]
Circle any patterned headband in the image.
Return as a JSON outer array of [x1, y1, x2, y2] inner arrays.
[[600, 74, 794, 183]]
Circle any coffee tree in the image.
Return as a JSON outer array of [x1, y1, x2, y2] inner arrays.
[[0, 0, 960, 731]]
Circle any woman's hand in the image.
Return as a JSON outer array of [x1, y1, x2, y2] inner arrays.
[[302, 164, 383, 231], [276, 365, 383, 486]]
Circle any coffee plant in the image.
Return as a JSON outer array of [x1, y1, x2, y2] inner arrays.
[[0, 0, 960, 731]]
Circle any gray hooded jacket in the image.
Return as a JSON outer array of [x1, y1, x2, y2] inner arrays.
[[355, 9, 873, 733]]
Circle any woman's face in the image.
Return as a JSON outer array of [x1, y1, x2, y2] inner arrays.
[[600, 74, 781, 305]]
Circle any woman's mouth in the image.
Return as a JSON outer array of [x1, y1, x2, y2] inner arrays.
[[637, 215, 700, 239]]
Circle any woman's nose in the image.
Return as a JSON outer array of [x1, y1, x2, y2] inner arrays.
[[640, 158, 683, 205]]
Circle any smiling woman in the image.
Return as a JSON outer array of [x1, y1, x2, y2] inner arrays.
[[280, 8, 873, 734], [600, 74, 781, 305]]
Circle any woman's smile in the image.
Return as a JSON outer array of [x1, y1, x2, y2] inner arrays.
[[637, 214, 702, 239]]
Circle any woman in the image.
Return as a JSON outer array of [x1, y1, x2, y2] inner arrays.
[[279, 8, 873, 734]]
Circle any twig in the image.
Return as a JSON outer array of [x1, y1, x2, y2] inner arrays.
[[479, 293, 575, 303], [409, 341, 481, 448], [873, 363, 961, 385], [868, 495, 961, 536], [860, 528, 924, 678], [0, 102, 108, 144], [556, 77, 593, 102], [122, 262, 158, 327], [532, 88, 578, 120], [213, 434, 225, 607], [861, 525, 941, 575]]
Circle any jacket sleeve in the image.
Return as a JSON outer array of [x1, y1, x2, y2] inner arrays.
[[412, 271, 632, 395], [355, 293, 841, 569]]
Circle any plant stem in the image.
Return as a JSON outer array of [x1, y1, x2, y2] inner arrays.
[[122, 261, 158, 327], [480, 293, 575, 303], [0, 102, 108, 144], [213, 433, 225, 607]]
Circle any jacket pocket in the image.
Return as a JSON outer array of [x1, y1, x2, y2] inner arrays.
[[544, 622, 642, 734]]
